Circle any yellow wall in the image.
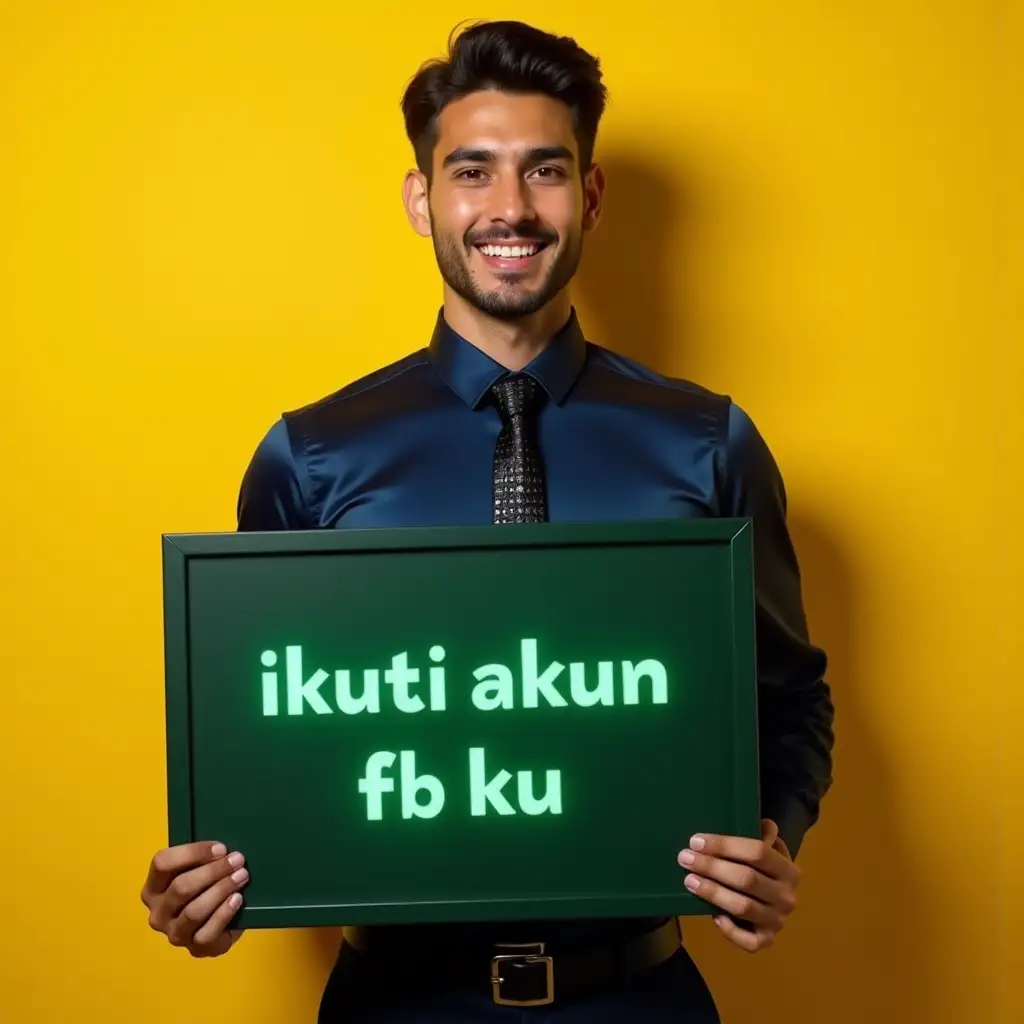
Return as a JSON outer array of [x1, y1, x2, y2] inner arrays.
[[2, 2, 1019, 1021]]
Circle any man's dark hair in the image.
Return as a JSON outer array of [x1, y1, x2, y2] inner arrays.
[[401, 20, 608, 182]]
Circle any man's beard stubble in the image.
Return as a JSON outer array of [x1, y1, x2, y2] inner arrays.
[[430, 220, 583, 322]]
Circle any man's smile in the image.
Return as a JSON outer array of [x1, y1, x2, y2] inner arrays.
[[472, 239, 551, 273]]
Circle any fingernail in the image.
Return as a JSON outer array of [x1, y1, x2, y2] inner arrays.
[[211, 843, 227, 857], [684, 874, 700, 892], [228, 852, 245, 869], [229, 894, 243, 910], [690, 835, 706, 851], [678, 850, 695, 866], [232, 868, 249, 884]]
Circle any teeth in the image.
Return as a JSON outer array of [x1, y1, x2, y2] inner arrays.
[[480, 244, 539, 258]]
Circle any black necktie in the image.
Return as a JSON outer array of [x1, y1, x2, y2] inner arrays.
[[490, 376, 548, 524]]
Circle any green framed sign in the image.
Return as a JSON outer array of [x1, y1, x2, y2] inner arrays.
[[161, 518, 760, 929]]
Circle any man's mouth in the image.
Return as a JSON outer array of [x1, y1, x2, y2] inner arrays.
[[473, 240, 550, 272]]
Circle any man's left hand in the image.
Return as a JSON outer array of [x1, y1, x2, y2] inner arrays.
[[677, 818, 800, 953]]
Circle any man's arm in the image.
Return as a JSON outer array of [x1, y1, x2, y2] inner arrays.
[[236, 417, 316, 532], [674, 401, 834, 953], [718, 400, 835, 859]]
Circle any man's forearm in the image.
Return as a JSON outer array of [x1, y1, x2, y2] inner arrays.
[[758, 672, 835, 858]]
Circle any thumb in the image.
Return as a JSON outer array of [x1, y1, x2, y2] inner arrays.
[[760, 818, 779, 846]]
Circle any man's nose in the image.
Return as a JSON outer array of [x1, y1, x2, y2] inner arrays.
[[488, 173, 535, 225]]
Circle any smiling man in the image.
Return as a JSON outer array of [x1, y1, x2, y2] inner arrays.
[[412, 90, 589, 333], [140, 19, 834, 1022]]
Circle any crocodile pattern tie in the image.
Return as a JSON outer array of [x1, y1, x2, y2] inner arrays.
[[490, 376, 548, 524]]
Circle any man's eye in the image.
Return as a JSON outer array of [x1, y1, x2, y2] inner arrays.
[[531, 166, 567, 180], [456, 168, 487, 181]]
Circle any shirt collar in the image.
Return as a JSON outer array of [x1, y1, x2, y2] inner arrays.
[[428, 307, 587, 409]]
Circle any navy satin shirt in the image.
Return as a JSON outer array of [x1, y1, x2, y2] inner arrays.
[[236, 307, 834, 953]]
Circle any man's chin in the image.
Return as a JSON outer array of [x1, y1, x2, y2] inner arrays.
[[461, 276, 551, 318], [437, 254, 564, 319], [472, 293, 549, 320]]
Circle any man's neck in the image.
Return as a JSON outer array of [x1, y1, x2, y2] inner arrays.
[[442, 288, 572, 371]]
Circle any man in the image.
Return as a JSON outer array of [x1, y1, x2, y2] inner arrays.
[[141, 19, 834, 1022]]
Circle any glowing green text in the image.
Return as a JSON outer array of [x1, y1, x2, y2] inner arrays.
[[259, 639, 668, 717], [357, 747, 563, 821], [257, 638, 670, 823]]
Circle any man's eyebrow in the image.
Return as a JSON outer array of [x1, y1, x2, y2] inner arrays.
[[526, 146, 575, 164], [441, 145, 577, 169], [442, 147, 495, 168]]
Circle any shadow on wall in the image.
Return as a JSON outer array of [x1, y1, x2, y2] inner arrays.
[[575, 149, 697, 370], [577, 151, 931, 1022]]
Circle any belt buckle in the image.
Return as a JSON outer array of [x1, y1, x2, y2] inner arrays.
[[490, 942, 554, 1006]]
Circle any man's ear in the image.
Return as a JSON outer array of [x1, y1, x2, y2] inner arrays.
[[582, 162, 606, 233], [403, 169, 432, 238]]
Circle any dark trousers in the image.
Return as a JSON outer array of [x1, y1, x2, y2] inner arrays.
[[318, 942, 721, 1022]]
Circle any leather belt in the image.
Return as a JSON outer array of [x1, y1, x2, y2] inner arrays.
[[489, 917, 683, 1006], [349, 917, 683, 1007]]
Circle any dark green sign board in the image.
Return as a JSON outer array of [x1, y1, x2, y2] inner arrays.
[[161, 519, 760, 929]]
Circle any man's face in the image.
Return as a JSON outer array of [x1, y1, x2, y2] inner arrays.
[[413, 90, 600, 320]]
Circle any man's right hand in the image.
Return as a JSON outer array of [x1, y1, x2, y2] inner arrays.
[[141, 841, 250, 958]]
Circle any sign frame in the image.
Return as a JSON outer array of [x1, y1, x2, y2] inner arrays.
[[161, 518, 760, 928]]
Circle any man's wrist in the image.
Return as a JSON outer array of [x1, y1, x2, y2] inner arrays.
[[762, 797, 814, 860]]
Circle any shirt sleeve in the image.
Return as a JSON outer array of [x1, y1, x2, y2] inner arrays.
[[719, 400, 835, 859], [236, 417, 316, 532]]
